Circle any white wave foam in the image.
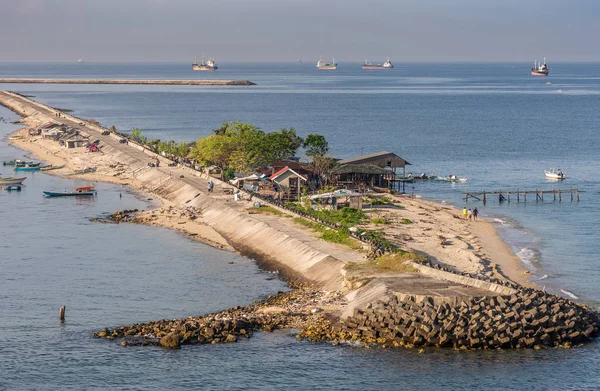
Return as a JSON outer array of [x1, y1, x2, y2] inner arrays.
[[516, 247, 538, 269], [538, 274, 548, 281], [560, 289, 579, 300], [493, 218, 508, 226]]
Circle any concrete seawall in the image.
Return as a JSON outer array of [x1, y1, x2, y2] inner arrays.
[[0, 78, 256, 86]]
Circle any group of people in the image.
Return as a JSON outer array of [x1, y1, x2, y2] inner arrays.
[[462, 206, 478, 221]]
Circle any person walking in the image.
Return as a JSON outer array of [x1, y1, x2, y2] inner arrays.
[[467, 208, 473, 221], [462, 207, 468, 220], [473, 207, 479, 222], [208, 180, 214, 193]]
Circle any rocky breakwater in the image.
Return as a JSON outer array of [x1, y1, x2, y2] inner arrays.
[[94, 289, 344, 348], [336, 284, 600, 350], [0, 78, 256, 86]]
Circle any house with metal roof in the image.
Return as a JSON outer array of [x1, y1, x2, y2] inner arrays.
[[269, 166, 307, 200]]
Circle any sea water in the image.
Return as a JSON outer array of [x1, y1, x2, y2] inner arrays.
[[1, 63, 600, 390]]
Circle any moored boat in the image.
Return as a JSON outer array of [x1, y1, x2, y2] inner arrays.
[[3, 159, 34, 166], [14, 164, 51, 172], [316, 57, 337, 70], [4, 185, 22, 191], [545, 168, 566, 180], [0, 176, 27, 185], [531, 58, 549, 76], [43, 185, 97, 197]]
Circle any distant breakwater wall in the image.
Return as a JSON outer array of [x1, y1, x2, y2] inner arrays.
[[338, 264, 600, 349], [0, 78, 256, 86]]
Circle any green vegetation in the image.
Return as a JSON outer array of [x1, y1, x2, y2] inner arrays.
[[286, 204, 366, 227], [248, 205, 283, 216], [400, 218, 413, 224], [129, 129, 191, 159], [292, 218, 362, 250], [345, 253, 425, 274], [190, 122, 303, 176], [371, 217, 388, 225]]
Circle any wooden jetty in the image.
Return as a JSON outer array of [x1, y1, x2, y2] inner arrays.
[[464, 188, 581, 204]]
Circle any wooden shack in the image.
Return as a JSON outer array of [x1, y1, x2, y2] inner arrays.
[[339, 151, 411, 176], [330, 164, 393, 189], [270, 166, 307, 200]]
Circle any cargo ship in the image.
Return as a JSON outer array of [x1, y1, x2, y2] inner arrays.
[[531, 58, 549, 76], [316, 57, 337, 70], [192, 56, 218, 71], [362, 57, 393, 70]]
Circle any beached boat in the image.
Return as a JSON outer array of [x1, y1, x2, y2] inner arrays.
[[0, 176, 27, 185], [545, 168, 566, 180], [43, 186, 96, 197], [40, 164, 65, 171], [3, 159, 34, 166], [14, 164, 51, 172]]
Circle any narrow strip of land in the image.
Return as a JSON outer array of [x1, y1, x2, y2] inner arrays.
[[0, 78, 256, 86]]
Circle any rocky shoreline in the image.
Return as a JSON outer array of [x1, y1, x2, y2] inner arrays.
[[0, 78, 256, 86]]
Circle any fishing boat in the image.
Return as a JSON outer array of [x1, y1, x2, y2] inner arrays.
[[43, 186, 97, 197], [14, 164, 51, 172], [316, 57, 337, 70], [531, 58, 550, 76], [0, 176, 27, 185], [192, 56, 218, 71], [4, 185, 22, 191], [545, 168, 566, 180], [41, 164, 65, 171], [3, 159, 34, 166], [435, 175, 467, 183]]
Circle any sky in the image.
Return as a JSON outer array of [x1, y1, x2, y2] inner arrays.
[[0, 0, 599, 62]]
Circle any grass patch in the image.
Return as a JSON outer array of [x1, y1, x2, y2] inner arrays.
[[285, 204, 366, 227], [400, 218, 413, 224], [248, 205, 283, 216], [371, 217, 388, 225], [345, 253, 425, 274], [293, 218, 362, 250]]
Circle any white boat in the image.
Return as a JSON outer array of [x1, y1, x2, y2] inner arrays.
[[0, 176, 27, 185], [383, 57, 393, 68], [545, 168, 566, 180], [435, 175, 467, 183]]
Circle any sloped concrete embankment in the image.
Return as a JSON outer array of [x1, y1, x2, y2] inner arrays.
[[131, 167, 346, 291]]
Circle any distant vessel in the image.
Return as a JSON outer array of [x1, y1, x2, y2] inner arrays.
[[531, 58, 549, 76], [296, 58, 302, 63], [316, 57, 337, 70], [77, 58, 84, 63], [192, 56, 218, 71], [362, 58, 393, 70]]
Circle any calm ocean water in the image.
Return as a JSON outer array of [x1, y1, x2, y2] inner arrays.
[[1, 62, 599, 390]]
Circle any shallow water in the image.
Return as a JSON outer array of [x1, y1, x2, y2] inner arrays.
[[1, 63, 600, 389]]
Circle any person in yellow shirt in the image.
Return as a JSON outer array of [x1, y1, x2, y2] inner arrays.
[[462, 207, 468, 219]]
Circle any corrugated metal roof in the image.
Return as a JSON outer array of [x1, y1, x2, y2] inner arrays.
[[339, 151, 411, 166]]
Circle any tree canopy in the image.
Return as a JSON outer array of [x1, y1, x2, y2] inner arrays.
[[191, 122, 303, 174]]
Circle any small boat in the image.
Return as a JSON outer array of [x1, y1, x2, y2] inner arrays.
[[4, 185, 22, 191], [0, 176, 27, 185], [43, 186, 97, 197], [545, 168, 566, 180], [41, 164, 65, 171], [14, 164, 51, 172], [435, 175, 467, 183], [3, 159, 34, 166]]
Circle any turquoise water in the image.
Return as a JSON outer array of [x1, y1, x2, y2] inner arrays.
[[1, 63, 600, 390]]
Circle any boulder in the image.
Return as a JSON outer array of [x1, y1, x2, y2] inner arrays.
[[160, 333, 181, 349]]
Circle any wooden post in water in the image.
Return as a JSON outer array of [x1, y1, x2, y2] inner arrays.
[[517, 189, 520, 203], [483, 191, 486, 205], [508, 192, 510, 203], [571, 187, 573, 202], [524, 191, 527, 202], [553, 189, 556, 201], [559, 189, 562, 202], [59, 306, 66, 322], [577, 189, 579, 202]]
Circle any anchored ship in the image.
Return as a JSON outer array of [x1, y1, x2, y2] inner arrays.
[[316, 57, 337, 70], [362, 57, 393, 70], [531, 58, 549, 76], [193, 56, 218, 71]]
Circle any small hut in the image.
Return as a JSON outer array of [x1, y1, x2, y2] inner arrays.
[[270, 166, 307, 200], [330, 164, 393, 190]]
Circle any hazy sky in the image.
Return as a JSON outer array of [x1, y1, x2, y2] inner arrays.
[[1, 0, 598, 62]]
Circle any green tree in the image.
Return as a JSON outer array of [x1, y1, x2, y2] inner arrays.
[[191, 134, 235, 178], [130, 128, 147, 144], [262, 128, 303, 163], [303, 134, 329, 159], [174, 142, 191, 158]]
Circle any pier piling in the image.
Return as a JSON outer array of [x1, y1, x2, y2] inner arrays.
[[59, 306, 66, 322], [463, 188, 582, 204]]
